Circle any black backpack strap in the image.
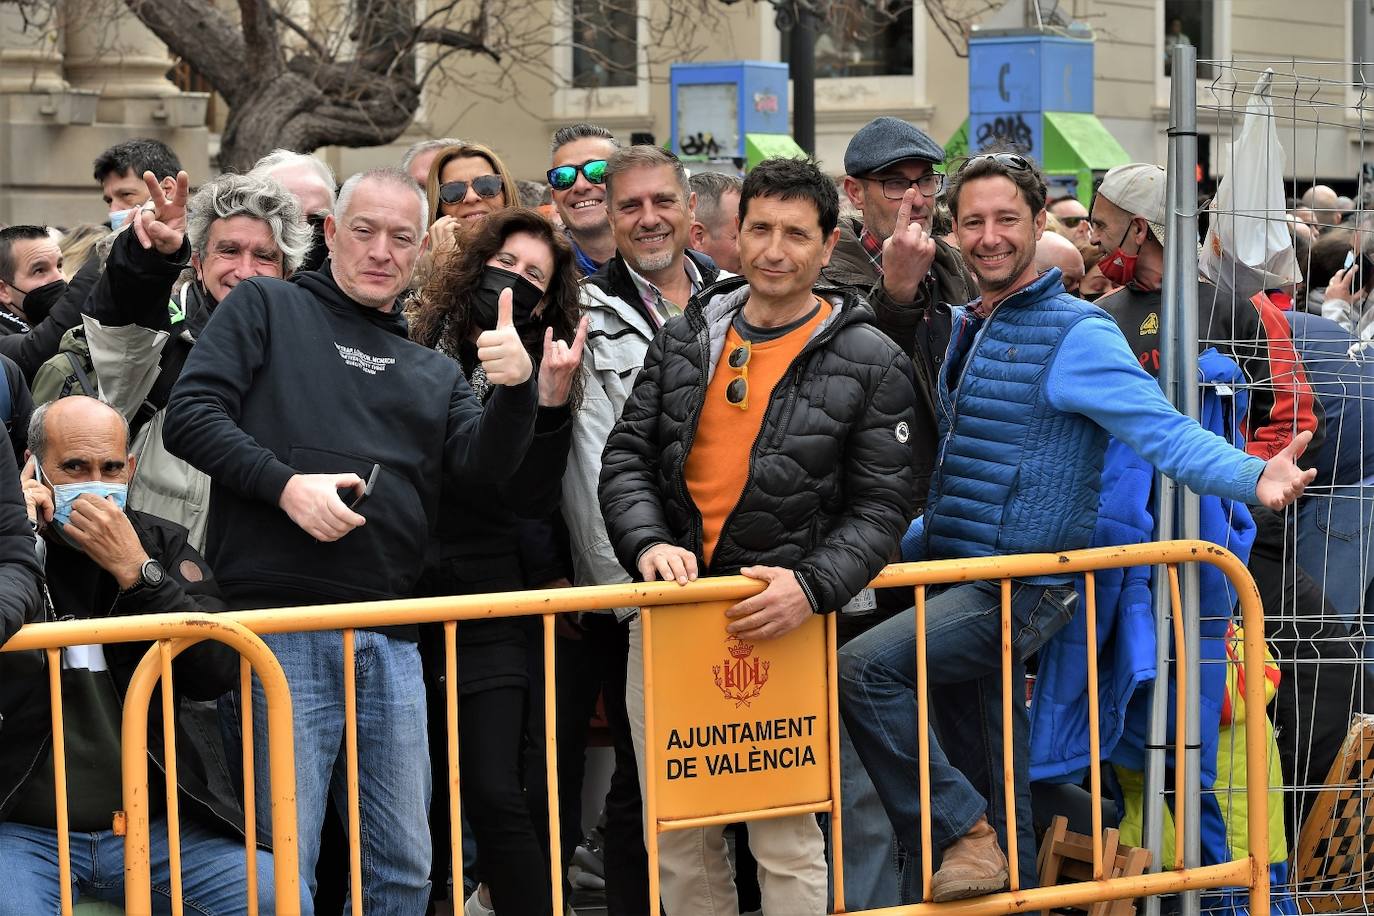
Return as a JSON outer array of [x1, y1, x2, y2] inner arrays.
[[64, 351, 97, 398]]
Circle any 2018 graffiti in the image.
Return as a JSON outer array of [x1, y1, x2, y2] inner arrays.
[[680, 131, 722, 157], [975, 114, 1034, 154]]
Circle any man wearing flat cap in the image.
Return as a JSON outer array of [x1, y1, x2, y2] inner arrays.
[[823, 117, 973, 511], [819, 118, 975, 907]]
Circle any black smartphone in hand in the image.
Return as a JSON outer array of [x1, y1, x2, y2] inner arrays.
[[346, 464, 380, 510]]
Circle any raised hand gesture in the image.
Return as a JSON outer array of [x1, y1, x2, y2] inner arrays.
[[476, 287, 534, 386], [880, 188, 938, 303], [1256, 429, 1318, 510], [537, 316, 589, 407], [131, 169, 190, 256]]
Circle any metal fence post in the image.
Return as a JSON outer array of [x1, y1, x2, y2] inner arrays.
[[1162, 41, 1203, 916], [1142, 111, 1182, 916]]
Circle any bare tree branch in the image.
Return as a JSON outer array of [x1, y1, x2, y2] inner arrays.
[[413, 26, 498, 60], [1, 0, 992, 170], [272, 7, 331, 62]]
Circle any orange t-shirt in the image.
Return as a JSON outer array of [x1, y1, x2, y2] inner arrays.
[[685, 300, 831, 567]]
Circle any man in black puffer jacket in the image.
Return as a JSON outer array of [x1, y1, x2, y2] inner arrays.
[[599, 157, 917, 916]]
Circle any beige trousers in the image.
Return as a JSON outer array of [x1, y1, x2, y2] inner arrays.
[[626, 616, 828, 915]]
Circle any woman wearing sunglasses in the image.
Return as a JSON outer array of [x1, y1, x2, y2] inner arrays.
[[412, 208, 586, 916], [423, 142, 522, 255]]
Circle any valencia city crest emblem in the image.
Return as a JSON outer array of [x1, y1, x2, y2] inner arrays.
[[714, 635, 770, 707]]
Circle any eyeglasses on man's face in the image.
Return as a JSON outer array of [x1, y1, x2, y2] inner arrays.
[[865, 172, 945, 201]]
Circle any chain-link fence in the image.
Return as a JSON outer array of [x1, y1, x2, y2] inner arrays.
[[1161, 52, 1374, 915]]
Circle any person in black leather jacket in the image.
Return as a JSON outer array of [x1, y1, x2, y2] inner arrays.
[[411, 207, 584, 916], [1, 395, 274, 913], [599, 157, 917, 916]]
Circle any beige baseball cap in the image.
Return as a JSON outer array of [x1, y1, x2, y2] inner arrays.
[[1098, 163, 1168, 246]]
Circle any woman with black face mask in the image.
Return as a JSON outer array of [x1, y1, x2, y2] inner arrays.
[[411, 208, 585, 916]]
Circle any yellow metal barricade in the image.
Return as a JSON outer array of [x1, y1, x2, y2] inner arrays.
[[0, 540, 1272, 916], [628, 540, 1270, 915], [0, 613, 299, 916]]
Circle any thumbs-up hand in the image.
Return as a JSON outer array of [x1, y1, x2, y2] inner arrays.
[[1256, 429, 1318, 510], [476, 287, 534, 386], [537, 316, 589, 407]]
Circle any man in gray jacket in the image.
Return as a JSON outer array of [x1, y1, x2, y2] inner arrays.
[[559, 145, 725, 915]]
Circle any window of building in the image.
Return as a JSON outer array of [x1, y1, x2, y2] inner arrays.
[[571, 0, 638, 88], [782, 2, 914, 79], [1163, 0, 1213, 78]]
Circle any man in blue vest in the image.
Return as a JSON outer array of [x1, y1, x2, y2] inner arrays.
[[838, 152, 1316, 903]]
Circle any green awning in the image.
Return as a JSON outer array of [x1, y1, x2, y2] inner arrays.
[[745, 133, 807, 170], [1041, 112, 1130, 173], [944, 113, 1129, 203], [943, 122, 968, 167]]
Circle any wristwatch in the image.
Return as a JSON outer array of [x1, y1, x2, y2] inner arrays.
[[124, 558, 166, 593]]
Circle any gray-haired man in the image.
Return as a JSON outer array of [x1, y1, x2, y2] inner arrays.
[[401, 137, 465, 188], [549, 123, 620, 274], [248, 150, 338, 272], [687, 171, 742, 273], [81, 169, 311, 547], [164, 168, 539, 909]]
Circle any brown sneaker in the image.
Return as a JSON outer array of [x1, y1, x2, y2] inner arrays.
[[929, 817, 1010, 902]]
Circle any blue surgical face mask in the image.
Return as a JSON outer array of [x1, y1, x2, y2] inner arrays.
[[35, 462, 127, 546], [109, 208, 133, 231]]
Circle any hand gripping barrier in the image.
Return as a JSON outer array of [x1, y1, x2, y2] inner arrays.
[[0, 540, 1271, 915]]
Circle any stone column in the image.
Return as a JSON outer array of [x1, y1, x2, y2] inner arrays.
[[0, 3, 67, 93], [62, 0, 177, 108]]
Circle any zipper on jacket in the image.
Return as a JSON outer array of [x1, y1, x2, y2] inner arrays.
[[0, 737, 53, 816], [768, 368, 804, 449], [927, 312, 991, 531], [714, 334, 829, 564], [675, 322, 713, 559]]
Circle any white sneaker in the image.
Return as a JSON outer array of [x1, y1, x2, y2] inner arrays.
[[461, 884, 575, 916], [463, 887, 496, 916]]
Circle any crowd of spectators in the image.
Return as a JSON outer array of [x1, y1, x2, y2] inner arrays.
[[0, 125, 1365, 916]]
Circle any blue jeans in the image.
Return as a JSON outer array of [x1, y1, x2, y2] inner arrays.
[[822, 716, 901, 909], [245, 629, 431, 914], [1296, 484, 1374, 661], [838, 580, 1078, 891], [0, 816, 274, 915]]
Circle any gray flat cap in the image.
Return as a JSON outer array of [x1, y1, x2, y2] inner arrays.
[[844, 117, 945, 177]]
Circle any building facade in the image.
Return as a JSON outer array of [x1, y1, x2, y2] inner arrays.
[[0, 0, 1365, 225]]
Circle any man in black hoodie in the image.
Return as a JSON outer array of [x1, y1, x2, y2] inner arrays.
[[164, 167, 540, 910]]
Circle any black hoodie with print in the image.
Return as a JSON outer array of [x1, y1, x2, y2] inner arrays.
[[163, 265, 538, 630]]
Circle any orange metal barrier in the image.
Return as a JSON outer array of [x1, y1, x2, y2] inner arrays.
[[0, 540, 1270, 916], [856, 540, 1270, 915], [0, 613, 299, 916]]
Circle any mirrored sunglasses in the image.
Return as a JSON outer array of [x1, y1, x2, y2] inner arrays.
[[546, 159, 608, 191]]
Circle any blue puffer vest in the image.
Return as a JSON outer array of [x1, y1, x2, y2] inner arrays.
[[925, 269, 1111, 560]]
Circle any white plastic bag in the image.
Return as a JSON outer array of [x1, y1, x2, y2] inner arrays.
[[1200, 69, 1302, 292]]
